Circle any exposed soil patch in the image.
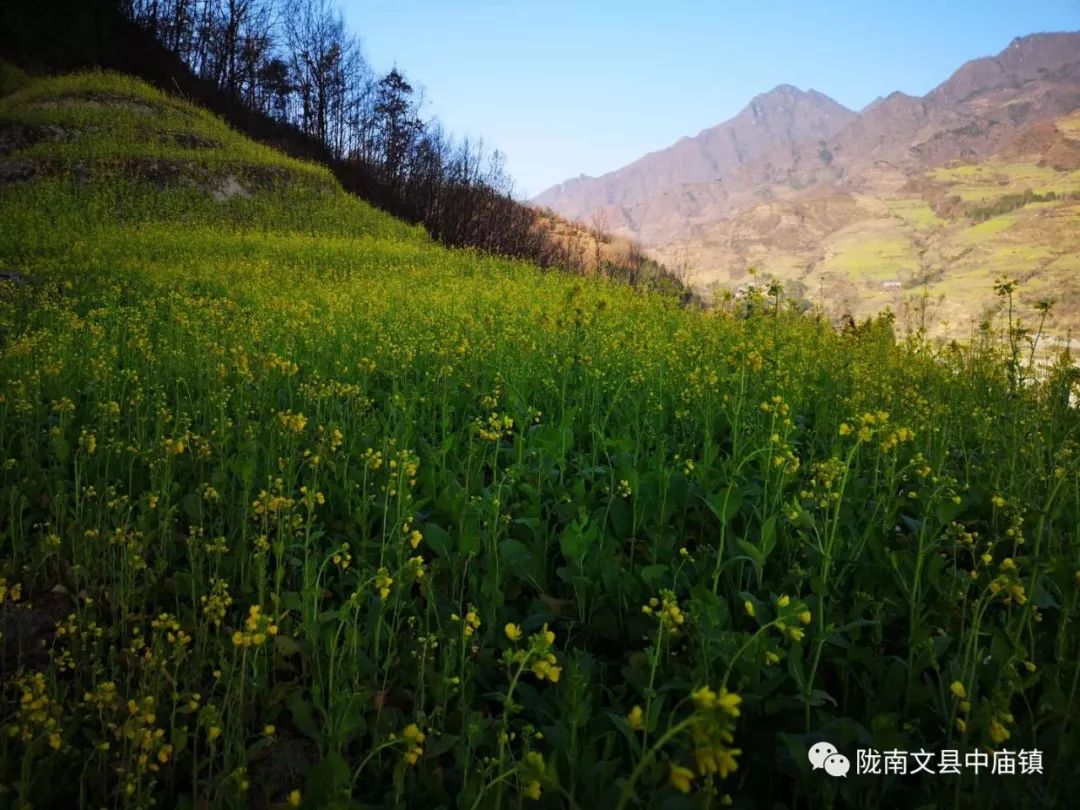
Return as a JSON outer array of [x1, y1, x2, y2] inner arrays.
[[0, 159, 38, 184], [250, 733, 314, 806], [0, 271, 37, 286], [0, 122, 74, 156], [0, 590, 71, 676], [28, 92, 164, 117], [212, 174, 251, 201], [0, 155, 309, 197], [169, 131, 220, 150]]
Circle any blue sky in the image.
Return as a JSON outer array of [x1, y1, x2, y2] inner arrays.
[[342, 1, 1080, 199]]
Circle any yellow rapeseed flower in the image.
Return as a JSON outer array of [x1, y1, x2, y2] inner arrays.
[[669, 763, 694, 794], [691, 686, 717, 709], [716, 689, 742, 718]]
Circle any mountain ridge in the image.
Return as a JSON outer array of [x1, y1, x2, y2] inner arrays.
[[532, 83, 855, 221], [534, 31, 1080, 230], [533, 31, 1080, 340]]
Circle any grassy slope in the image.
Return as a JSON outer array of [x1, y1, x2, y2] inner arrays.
[[1, 71, 1080, 809], [670, 111, 1080, 342]]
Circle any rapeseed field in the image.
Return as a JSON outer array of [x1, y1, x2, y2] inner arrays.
[[1, 71, 1078, 809]]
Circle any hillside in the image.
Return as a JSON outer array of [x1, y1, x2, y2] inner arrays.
[[2, 71, 1079, 810], [533, 85, 855, 225], [534, 32, 1080, 338], [649, 108, 1080, 336]]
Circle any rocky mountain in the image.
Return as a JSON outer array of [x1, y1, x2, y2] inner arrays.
[[532, 32, 1080, 339], [532, 84, 855, 224]]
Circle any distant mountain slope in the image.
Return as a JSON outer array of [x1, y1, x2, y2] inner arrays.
[[532, 32, 1080, 339], [647, 108, 1080, 339], [532, 85, 855, 222], [926, 31, 1080, 106]]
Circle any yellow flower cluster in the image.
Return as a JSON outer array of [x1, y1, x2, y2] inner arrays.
[[878, 425, 915, 453], [402, 518, 423, 549], [53, 611, 104, 672], [117, 696, 172, 772], [521, 750, 546, 800], [759, 395, 790, 419], [0, 577, 22, 604], [7, 672, 63, 750], [642, 589, 686, 635], [263, 352, 299, 376], [151, 612, 192, 651], [669, 685, 743, 794], [373, 567, 394, 600], [200, 577, 233, 626], [277, 409, 308, 434], [477, 411, 514, 442], [401, 722, 425, 765], [989, 711, 1014, 743], [452, 606, 482, 637], [801, 458, 846, 509], [331, 543, 352, 570], [251, 480, 296, 518], [231, 605, 278, 648], [989, 559, 1028, 606], [505, 622, 562, 683], [407, 555, 426, 581], [773, 594, 812, 643]]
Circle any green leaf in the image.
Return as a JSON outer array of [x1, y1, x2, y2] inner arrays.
[[608, 713, 643, 758], [172, 726, 188, 755], [458, 530, 481, 556], [421, 522, 452, 558], [559, 519, 592, 563], [424, 732, 460, 759], [736, 538, 764, 572], [274, 635, 302, 657], [639, 564, 669, 587], [760, 514, 778, 557], [787, 648, 806, 690], [50, 432, 69, 461], [181, 492, 202, 522], [609, 497, 632, 539], [500, 538, 537, 582], [305, 754, 349, 806], [288, 691, 321, 744], [704, 485, 742, 525]]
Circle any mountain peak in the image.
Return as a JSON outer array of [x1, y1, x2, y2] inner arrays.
[[927, 30, 1080, 105], [740, 84, 852, 124], [751, 84, 827, 104]]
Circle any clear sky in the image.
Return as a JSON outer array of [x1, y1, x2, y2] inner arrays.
[[341, 1, 1080, 199]]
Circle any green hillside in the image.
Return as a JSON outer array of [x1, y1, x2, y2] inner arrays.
[[2, 71, 1079, 809]]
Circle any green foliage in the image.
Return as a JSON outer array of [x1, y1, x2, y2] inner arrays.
[[1, 70, 1079, 810], [0, 61, 29, 96], [970, 190, 1059, 222]]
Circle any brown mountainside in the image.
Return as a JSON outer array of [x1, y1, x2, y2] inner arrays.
[[540, 34, 1080, 244], [532, 84, 855, 223], [532, 32, 1080, 339]]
